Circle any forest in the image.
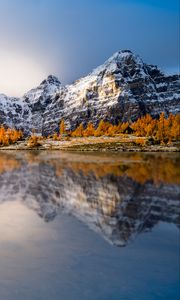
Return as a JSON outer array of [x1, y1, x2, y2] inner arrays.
[[0, 113, 179, 146], [61, 113, 180, 144], [0, 126, 23, 146]]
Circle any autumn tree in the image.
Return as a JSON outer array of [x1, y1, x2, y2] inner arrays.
[[130, 113, 179, 144], [68, 113, 180, 143], [109, 124, 119, 135], [120, 122, 129, 134], [71, 123, 84, 137], [169, 114, 180, 142], [94, 120, 110, 137], [83, 122, 95, 137], [131, 114, 153, 136], [155, 112, 166, 143], [59, 119, 66, 135], [53, 132, 59, 141], [106, 124, 116, 136], [0, 126, 23, 146], [27, 135, 42, 148]]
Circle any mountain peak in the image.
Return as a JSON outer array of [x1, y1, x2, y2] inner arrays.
[[40, 75, 61, 86], [111, 49, 133, 59], [106, 49, 142, 65], [92, 49, 142, 76], [0, 50, 179, 135]]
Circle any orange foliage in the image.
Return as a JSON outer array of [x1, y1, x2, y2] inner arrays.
[[71, 123, 84, 137], [64, 113, 180, 144], [134, 138, 147, 146], [94, 120, 110, 137], [131, 114, 156, 137], [70, 120, 130, 138], [59, 119, 66, 135], [27, 135, 42, 147], [52, 132, 59, 141], [83, 122, 95, 137], [131, 113, 180, 144], [0, 126, 23, 146], [51, 153, 180, 185], [0, 155, 21, 174]]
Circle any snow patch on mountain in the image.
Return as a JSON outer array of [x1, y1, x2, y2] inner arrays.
[[0, 50, 179, 135]]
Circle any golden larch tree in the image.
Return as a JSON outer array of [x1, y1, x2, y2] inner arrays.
[[59, 119, 66, 135]]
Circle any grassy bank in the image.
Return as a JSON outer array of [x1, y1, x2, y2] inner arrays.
[[0, 136, 179, 152]]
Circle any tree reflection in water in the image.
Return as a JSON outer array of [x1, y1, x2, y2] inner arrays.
[[0, 151, 179, 246]]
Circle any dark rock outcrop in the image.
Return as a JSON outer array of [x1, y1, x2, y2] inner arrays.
[[0, 50, 179, 135]]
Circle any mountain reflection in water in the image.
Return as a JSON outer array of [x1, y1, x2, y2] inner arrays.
[[0, 151, 179, 247]]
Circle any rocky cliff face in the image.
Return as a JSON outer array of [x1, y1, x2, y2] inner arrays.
[[0, 50, 179, 135], [0, 152, 179, 246]]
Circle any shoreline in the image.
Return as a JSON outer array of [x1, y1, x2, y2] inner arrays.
[[0, 136, 179, 152]]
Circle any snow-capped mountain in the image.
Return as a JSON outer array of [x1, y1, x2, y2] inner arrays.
[[0, 50, 179, 135]]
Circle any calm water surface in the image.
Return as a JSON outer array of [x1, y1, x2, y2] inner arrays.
[[0, 151, 179, 300]]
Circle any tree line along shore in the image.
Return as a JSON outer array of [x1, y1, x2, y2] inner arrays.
[[0, 113, 179, 151]]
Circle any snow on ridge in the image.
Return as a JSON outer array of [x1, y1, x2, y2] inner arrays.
[[0, 50, 179, 134]]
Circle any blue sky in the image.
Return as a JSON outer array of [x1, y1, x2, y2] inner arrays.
[[0, 0, 179, 96]]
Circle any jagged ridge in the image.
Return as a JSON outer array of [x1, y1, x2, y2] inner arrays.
[[0, 50, 179, 135]]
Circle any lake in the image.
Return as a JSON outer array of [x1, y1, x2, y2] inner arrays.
[[0, 151, 179, 300]]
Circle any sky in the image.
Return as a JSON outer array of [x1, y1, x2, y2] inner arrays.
[[0, 0, 179, 96]]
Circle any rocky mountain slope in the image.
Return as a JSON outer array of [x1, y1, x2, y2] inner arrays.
[[0, 50, 179, 135]]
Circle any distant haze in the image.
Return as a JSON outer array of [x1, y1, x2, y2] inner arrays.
[[0, 0, 179, 96]]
